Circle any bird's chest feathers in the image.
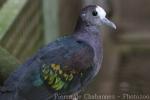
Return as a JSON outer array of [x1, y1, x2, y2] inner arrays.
[[75, 31, 102, 61], [74, 31, 103, 75]]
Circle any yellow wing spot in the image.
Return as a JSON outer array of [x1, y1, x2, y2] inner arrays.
[[51, 64, 60, 71], [63, 73, 69, 80], [59, 70, 63, 74], [55, 64, 60, 70], [44, 69, 49, 75], [42, 69, 45, 73], [48, 77, 54, 85], [51, 64, 56, 69], [42, 67, 49, 74], [68, 74, 73, 81], [48, 74, 56, 85], [48, 80, 53, 85], [52, 78, 65, 90], [44, 75, 48, 80], [55, 83, 64, 90]]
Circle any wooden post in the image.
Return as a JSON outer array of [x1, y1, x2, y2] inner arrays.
[[42, 0, 59, 44]]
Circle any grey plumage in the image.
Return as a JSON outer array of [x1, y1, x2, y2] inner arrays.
[[0, 5, 116, 100]]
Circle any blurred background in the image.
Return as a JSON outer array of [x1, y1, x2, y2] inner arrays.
[[0, 0, 150, 99]]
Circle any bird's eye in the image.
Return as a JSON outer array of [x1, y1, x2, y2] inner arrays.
[[92, 11, 98, 16]]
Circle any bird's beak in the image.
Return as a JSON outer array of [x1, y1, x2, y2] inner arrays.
[[101, 18, 116, 29]]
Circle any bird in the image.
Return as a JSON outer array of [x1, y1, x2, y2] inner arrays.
[[0, 5, 116, 100]]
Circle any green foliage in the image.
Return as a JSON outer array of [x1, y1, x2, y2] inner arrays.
[[0, 46, 20, 84]]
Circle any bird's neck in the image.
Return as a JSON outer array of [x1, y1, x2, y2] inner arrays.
[[73, 22, 103, 73], [73, 20, 102, 50]]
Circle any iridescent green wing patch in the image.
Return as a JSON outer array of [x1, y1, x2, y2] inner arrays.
[[41, 64, 78, 91]]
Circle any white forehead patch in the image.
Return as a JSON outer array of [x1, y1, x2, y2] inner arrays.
[[96, 6, 106, 19]]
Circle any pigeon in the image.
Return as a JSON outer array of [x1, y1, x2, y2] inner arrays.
[[0, 5, 116, 100]]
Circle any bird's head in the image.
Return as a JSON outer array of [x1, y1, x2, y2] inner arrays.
[[80, 5, 116, 29]]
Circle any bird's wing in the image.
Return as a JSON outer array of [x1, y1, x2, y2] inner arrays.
[[36, 37, 95, 93], [2, 37, 95, 99]]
